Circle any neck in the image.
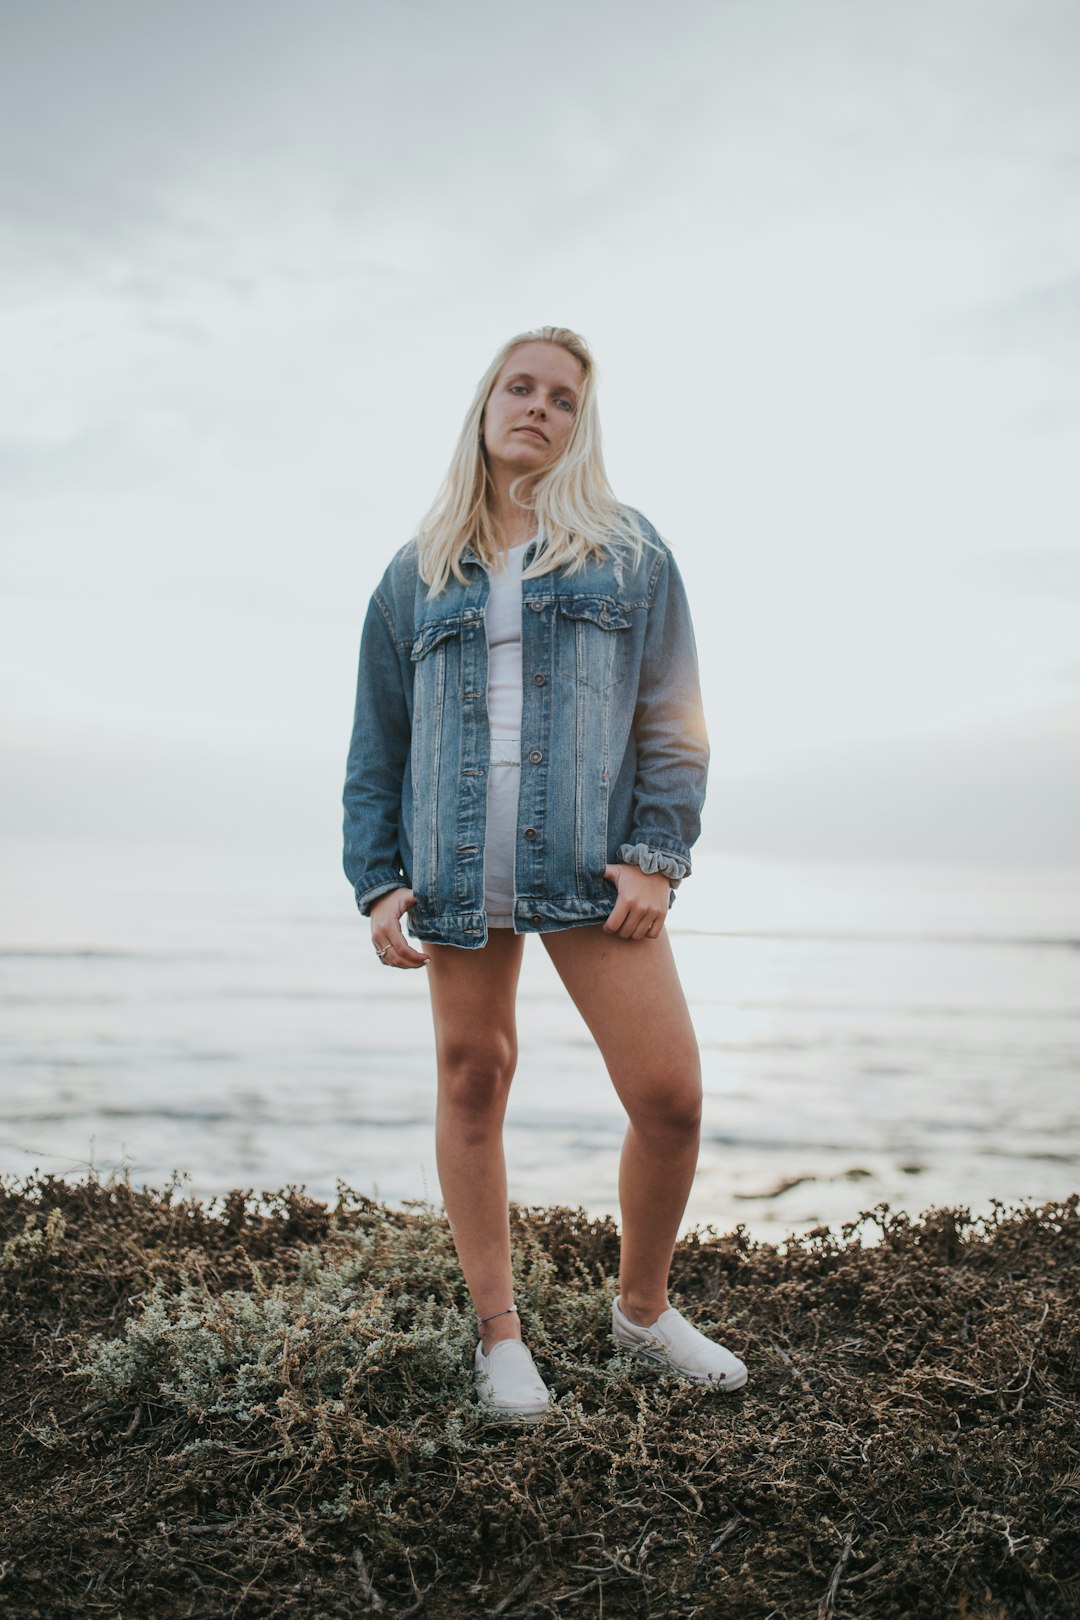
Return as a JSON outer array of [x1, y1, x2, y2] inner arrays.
[[488, 468, 537, 550]]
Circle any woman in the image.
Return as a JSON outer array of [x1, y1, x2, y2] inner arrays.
[[343, 326, 748, 1420]]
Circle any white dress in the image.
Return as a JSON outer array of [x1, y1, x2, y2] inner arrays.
[[483, 542, 528, 927]]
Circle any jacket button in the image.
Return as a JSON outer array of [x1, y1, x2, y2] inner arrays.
[[529, 750, 542, 764], [530, 913, 542, 925], [529, 600, 544, 613], [523, 827, 538, 841], [533, 673, 546, 686]]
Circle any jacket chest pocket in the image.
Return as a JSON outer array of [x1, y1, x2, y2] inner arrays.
[[410, 616, 465, 743], [411, 615, 463, 678], [411, 617, 465, 660], [557, 596, 631, 693]]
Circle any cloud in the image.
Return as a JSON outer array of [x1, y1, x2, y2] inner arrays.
[[964, 548, 1080, 600], [960, 274, 1080, 359], [709, 703, 1080, 864], [3, 0, 1080, 871]]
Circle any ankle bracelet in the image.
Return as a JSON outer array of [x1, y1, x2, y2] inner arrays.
[[477, 1304, 517, 1329]]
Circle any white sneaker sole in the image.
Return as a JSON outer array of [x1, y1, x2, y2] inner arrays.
[[476, 1400, 551, 1424], [617, 1338, 749, 1391]]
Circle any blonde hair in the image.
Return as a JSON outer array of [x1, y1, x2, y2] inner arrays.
[[416, 325, 649, 592]]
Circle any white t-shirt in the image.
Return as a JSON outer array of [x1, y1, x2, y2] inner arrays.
[[484, 541, 530, 740]]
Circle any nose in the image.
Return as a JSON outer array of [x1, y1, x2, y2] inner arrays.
[[528, 399, 547, 418]]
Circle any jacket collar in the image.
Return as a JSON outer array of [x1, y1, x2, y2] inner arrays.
[[460, 540, 537, 567]]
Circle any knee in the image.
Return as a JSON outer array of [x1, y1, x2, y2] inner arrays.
[[631, 1067, 702, 1139], [438, 1035, 517, 1119]]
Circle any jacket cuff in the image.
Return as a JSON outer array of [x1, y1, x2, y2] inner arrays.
[[356, 875, 408, 916], [616, 842, 690, 884]]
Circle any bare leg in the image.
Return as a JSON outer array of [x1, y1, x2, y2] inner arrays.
[[541, 926, 702, 1326], [426, 929, 526, 1353]]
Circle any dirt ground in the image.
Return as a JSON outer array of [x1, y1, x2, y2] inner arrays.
[[1, 1175, 1077, 1619]]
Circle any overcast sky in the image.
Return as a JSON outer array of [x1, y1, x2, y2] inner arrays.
[[2, 0, 1079, 864]]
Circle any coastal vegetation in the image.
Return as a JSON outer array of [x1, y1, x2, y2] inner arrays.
[[1, 1175, 1077, 1617]]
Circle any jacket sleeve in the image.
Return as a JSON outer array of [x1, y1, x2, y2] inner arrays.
[[342, 589, 413, 914], [618, 548, 710, 882]]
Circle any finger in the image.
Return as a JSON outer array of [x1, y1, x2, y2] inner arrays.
[[630, 914, 654, 941], [373, 915, 429, 968], [617, 908, 644, 939], [601, 866, 623, 932], [381, 941, 429, 969], [390, 914, 430, 966], [604, 896, 631, 934], [389, 934, 430, 967]]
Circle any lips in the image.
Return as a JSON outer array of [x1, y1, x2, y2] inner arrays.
[[515, 426, 548, 443]]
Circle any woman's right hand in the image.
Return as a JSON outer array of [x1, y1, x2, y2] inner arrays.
[[369, 888, 430, 970]]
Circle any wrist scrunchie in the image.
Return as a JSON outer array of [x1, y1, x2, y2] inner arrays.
[[616, 843, 689, 884]]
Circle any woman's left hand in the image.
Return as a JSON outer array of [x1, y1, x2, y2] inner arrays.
[[601, 864, 671, 941]]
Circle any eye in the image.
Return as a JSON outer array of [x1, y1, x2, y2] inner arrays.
[[508, 383, 529, 395], [555, 397, 576, 411]]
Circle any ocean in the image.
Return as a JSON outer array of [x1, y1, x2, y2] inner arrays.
[[2, 836, 1077, 1242]]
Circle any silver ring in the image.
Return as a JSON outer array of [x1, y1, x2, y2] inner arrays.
[[374, 943, 390, 960]]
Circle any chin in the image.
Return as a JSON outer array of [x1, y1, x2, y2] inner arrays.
[[496, 449, 550, 474]]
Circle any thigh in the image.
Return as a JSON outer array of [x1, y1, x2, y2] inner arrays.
[[540, 926, 700, 1110], [425, 929, 526, 1060]]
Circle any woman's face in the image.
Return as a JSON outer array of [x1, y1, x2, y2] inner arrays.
[[481, 341, 583, 482]]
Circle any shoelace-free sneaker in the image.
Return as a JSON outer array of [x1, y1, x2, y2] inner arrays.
[[611, 1295, 748, 1390], [474, 1338, 552, 1421]]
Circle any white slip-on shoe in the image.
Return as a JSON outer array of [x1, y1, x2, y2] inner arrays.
[[611, 1295, 748, 1391], [474, 1339, 553, 1422]]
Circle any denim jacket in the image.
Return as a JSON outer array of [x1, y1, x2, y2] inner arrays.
[[342, 512, 709, 948]]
